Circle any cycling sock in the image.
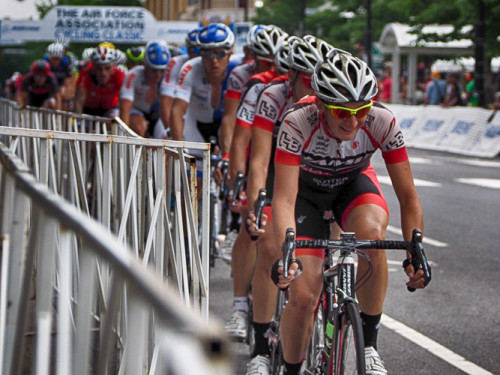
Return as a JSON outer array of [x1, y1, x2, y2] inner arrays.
[[360, 311, 381, 349], [251, 322, 271, 357], [232, 297, 249, 313], [283, 360, 302, 375]]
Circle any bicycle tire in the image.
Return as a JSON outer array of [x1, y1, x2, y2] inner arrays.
[[303, 299, 325, 374], [269, 291, 287, 375], [330, 301, 365, 375], [209, 193, 218, 268]]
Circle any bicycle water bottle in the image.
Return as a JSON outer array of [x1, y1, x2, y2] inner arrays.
[[324, 319, 334, 357]]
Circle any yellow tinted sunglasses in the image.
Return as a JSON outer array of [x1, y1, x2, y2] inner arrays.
[[323, 101, 373, 120]]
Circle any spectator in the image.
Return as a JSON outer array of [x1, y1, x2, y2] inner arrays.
[[380, 63, 392, 103], [442, 73, 464, 107], [424, 70, 447, 105], [18, 60, 58, 109], [399, 74, 408, 103], [464, 72, 479, 107]]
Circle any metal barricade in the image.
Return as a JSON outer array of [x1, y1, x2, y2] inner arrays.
[[0, 100, 212, 317], [0, 142, 231, 375]]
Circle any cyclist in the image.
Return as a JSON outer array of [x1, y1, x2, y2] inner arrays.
[[18, 60, 58, 109], [125, 46, 145, 70], [169, 23, 242, 166], [158, 27, 201, 138], [223, 26, 289, 345], [270, 50, 427, 375], [243, 36, 335, 374], [74, 46, 125, 117], [44, 42, 73, 109], [119, 40, 171, 137], [5, 71, 22, 101]]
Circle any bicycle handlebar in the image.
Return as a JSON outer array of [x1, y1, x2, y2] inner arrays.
[[254, 188, 272, 231], [231, 171, 246, 206], [282, 228, 431, 290]]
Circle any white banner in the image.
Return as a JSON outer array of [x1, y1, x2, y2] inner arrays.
[[387, 104, 500, 158]]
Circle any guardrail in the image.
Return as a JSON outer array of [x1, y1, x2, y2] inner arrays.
[[0, 99, 212, 317], [0, 142, 231, 375]]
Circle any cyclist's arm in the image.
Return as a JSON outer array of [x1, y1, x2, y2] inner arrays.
[[219, 96, 239, 155], [73, 86, 87, 113], [18, 90, 28, 107], [119, 98, 133, 126], [228, 124, 251, 185], [272, 161, 299, 253], [247, 126, 272, 211], [170, 98, 188, 141], [159, 95, 174, 132]]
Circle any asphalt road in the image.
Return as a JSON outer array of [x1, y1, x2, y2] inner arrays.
[[209, 147, 500, 375]]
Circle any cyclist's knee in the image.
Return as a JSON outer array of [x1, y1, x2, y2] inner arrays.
[[288, 286, 319, 317]]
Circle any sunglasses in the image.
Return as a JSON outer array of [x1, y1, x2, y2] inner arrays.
[[94, 64, 113, 71], [323, 101, 373, 120], [256, 56, 275, 67], [201, 49, 229, 60], [299, 72, 312, 87]]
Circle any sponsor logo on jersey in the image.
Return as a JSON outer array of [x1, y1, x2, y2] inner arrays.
[[178, 65, 192, 85]]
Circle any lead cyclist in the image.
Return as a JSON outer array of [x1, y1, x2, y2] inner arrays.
[[271, 50, 428, 375]]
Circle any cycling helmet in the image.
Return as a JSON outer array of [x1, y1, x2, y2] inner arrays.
[[251, 25, 288, 56], [312, 50, 378, 103], [196, 23, 235, 49], [31, 60, 51, 75], [91, 47, 117, 65], [245, 24, 265, 51], [144, 40, 171, 69], [82, 47, 95, 62], [275, 36, 300, 74], [126, 46, 145, 62], [98, 41, 116, 50], [288, 35, 334, 74], [185, 27, 201, 48], [46, 42, 65, 58], [56, 36, 70, 48], [115, 49, 127, 65]]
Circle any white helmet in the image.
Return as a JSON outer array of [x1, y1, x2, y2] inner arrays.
[[312, 50, 378, 103], [251, 25, 288, 56], [91, 46, 117, 65], [47, 42, 65, 58], [288, 35, 334, 74], [275, 36, 300, 74]]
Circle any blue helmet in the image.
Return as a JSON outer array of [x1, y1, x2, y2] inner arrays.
[[185, 27, 201, 48], [196, 23, 235, 49], [144, 40, 171, 69]]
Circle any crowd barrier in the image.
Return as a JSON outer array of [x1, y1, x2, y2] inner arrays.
[[387, 104, 500, 158], [0, 142, 231, 375], [0, 99, 213, 318]]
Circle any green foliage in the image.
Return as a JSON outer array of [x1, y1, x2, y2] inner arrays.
[[252, 0, 500, 58], [34, 0, 143, 19]]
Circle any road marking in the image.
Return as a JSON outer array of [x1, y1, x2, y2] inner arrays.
[[386, 225, 448, 247], [457, 159, 500, 168], [455, 178, 500, 189], [409, 157, 436, 165], [377, 175, 441, 187], [382, 314, 495, 375]]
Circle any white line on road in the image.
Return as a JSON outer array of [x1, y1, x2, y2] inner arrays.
[[386, 225, 448, 247], [382, 314, 494, 375], [377, 175, 442, 187], [455, 178, 500, 189]]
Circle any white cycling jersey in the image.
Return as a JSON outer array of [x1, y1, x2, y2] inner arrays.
[[160, 54, 190, 98], [120, 65, 162, 114], [225, 60, 257, 101], [173, 54, 244, 144]]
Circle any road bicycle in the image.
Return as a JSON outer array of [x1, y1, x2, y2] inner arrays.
[[269, 228, 432, 375]]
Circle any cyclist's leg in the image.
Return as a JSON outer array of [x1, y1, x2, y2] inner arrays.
[[225, 204, 257, 340], [250, 206, 280, 357], [129, 109, 149, 137]]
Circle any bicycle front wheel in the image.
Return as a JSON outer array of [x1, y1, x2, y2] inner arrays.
[[330, 301, 365, 375]]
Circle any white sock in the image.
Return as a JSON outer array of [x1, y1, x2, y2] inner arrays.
[[232, 297, 249, 313]]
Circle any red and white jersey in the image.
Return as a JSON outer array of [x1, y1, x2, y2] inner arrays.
[[275, 97, 408, 191], [235, 69, 278, 129], [225, 60, 257, 101], [160, 54, 190, 98]]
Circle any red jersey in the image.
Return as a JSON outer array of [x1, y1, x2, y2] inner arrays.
[[76, 65, 125, 111]]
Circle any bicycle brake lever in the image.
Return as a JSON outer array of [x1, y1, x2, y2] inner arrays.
[[254, 189, 267, 231], [407, 229, 432, 292], [283, 228, 295, 278]]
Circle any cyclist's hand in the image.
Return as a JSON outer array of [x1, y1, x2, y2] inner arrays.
[[271, 259, 303, 291], [228, 190, 246, 213], [245, 211, 268, 238], [403, 259, 427, 290], [214, 167, 223, 185]]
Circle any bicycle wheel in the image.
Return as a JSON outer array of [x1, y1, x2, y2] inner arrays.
[[303, 299, 325, 374], [269, 291, 287, 375], [209, 193, 219, 267], [330, 301, 365, 375]]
